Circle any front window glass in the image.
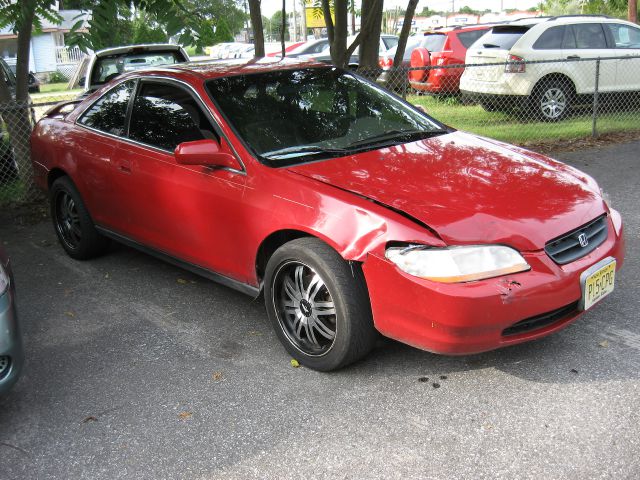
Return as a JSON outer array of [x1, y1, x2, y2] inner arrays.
[[91, 51, 184, 86], [129, 82, 217, 151], [206, 67, 444, 166], [78, 80, 135, 135], [607, 24, 640, 48]]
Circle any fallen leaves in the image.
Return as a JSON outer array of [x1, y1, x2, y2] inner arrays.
[[178, 411, 192, 420], [177, 278, 188, 285], [290, 359, 300, 368], [212, 371, 224, 382], [82, 416, 97, 424], [64, 311, 75, 318], [599, 340, 609, 348]]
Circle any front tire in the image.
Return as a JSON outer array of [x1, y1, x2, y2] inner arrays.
[[264, 238, 377, 371], [50, 176, 110, 260]]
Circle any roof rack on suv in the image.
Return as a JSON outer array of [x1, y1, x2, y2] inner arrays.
[[546, 14, 611, 20], [451, 21, 508, 30]]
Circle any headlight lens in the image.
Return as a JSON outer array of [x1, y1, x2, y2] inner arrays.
[[385, 245, 530, 283], [0, 264, 9, 295]]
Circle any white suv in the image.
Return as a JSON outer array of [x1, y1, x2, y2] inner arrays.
[[459, 15, 640, 120]]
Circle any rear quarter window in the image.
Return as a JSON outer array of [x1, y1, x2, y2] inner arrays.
[[533, 26, 566, 50], [420, 34, 447, 52], [472, 25, 530, 50], [457, 29, 489, 48]]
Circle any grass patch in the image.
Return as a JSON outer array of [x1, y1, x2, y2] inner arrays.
[[0, 180, 26, 206], [408, 94, 640, 145], [39, 82, 71, 93]]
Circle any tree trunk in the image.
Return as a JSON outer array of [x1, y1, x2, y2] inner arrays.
[[0, 0, 38, 200], [393, 0, 418, 67], [248, 0, 265, 58], [630, 0, 638, 24], [387, 0, 418, 95], [358, 0, 383, 69], [281, 0, 286, 56]]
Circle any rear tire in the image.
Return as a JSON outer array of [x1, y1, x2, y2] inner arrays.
[[264, 238, 377, 371], [50, 176, 110, 260], [532, 78, 573, 121]]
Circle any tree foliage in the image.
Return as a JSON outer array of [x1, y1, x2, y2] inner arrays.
[[67, 0, 246, 52]]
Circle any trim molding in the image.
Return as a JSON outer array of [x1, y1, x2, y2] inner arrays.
[[96, 226, 260, 298]]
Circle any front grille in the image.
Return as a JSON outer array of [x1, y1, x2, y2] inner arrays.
[[545, 215, 608, 265], [502, 302, 579, 337]]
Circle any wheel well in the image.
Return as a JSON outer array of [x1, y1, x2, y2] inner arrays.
[[255, 230, 312, 283], [534, 73, 576, 96], [47, 168, 68, 189]]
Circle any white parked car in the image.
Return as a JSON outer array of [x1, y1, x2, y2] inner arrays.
[[459, 15, 640, 120], [72, 44, 189, 95]]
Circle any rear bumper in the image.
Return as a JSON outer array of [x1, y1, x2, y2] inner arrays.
[[460, 90, 528, 108], [0, 284, 23, 394], [410, 68, 462, 93], [362, 211, 625, 355]]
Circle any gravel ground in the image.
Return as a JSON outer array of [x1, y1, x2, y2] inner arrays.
[[0, 140, 638, 480]]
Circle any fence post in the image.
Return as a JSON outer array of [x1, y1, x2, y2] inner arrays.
[[591, 58, 600, 138]]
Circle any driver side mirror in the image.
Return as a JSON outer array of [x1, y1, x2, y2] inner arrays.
[[175, 139, 241, 170]]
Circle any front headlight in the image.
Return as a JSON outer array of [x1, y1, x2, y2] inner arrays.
[[0, 264, 9, 295], [385, 245, 530, 283]]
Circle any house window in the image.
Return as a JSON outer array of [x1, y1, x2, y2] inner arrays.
[[53, 32, 65, 47]]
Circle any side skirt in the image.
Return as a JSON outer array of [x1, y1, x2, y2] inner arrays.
[[96, 226, 260, 298]]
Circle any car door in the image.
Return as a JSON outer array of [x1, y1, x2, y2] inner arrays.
[[110, 79, 249, 281], [74, 79, 136, 228], [562, 23, 617, 93], [604, 22, 640, 92]]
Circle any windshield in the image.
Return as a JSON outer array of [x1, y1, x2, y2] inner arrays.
[[206, 67, 445, 166], [91, 51, 184, 86]]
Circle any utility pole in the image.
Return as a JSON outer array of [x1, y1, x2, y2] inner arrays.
[[630, 0, 638, 24]]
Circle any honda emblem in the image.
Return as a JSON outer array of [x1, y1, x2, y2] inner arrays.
[[578, 233, 588, 248]]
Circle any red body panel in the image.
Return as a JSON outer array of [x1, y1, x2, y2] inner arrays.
[[30, 59, 625, 357]]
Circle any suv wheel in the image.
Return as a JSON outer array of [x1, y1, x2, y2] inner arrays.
[[533, 78, 573, 121]]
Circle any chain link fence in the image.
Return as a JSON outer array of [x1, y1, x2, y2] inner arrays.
[[364, 54, 640, 146], [2, 55, 640, 206], [1, 91, 79, 206]]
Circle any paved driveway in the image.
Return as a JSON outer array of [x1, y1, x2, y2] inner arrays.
[[0, 141, 639, 480]]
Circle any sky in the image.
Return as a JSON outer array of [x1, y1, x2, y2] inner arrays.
[[259, 0, 540, 18]]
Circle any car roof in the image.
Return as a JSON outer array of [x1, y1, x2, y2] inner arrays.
[[121, 57, 329, 81], [94, 44, 184, 57]]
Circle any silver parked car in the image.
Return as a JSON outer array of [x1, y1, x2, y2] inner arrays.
[[0, 245, 22, 394]]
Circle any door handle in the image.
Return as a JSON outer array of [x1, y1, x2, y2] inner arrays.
[[566, 55, 580, 59]]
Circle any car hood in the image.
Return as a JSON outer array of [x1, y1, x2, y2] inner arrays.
[[287, 131, 605, 251]]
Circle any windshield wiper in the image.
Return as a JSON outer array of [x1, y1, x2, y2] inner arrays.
[[261, 145, 352, 160], [347, 129, 446, 148]]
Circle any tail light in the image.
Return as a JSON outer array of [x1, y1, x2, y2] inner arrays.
[[378, 57, 393, 70], [505, 55, 525, 73]]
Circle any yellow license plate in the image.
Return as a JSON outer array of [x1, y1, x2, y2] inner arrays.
[[581, 258, 616, 311]]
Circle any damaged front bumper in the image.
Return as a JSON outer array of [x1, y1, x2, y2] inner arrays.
[[362, 211, 625, 355]]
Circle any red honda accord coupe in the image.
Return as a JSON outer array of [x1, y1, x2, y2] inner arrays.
[[31, 59, 624, 371]]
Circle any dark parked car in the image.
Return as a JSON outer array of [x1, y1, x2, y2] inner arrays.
[[31, 59, 624, 371], [0, 245, 23, 394]]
